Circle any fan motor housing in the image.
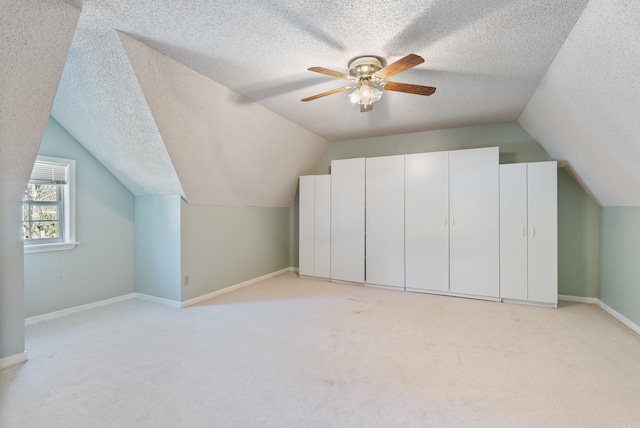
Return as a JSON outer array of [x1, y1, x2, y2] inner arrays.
[[348, 56, 385, 78]]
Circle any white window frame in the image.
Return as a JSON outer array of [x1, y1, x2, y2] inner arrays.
[[24, 156, 78, 254]]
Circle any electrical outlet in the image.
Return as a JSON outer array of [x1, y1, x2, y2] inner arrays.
[[183, 275, 190, 286]]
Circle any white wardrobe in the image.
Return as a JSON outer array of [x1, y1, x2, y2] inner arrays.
[[405, 151, 449, 292], [448, 147, 500, 298], [298, 175, 331, 279], [405, 147, 499, 298], [300, 147, 557, 307], [366, 155, 405, 289], [330, 158, 365, 283], [500, 161, 557, 306]]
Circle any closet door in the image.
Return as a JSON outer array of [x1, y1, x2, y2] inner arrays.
[[405, 151, 449, 292], [314, 175, 331, 279], [527, 161, 557, 305], [298, 176, 315, 277], [331, 158, 365, 283], [449, 147, 499, 298], [499, 164, 528, 300], [366, 155, 405, 288]]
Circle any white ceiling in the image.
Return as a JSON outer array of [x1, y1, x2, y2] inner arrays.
[[519, 0, 640, 206], [4, 0, 640, 206], [119, 32, 328, 206], [0, 0, 79, 201]]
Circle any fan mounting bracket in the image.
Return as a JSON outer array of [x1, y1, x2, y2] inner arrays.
[[348, 55, 386, 78]]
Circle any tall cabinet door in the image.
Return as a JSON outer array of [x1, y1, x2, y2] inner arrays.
[[314, 176, 331, 279], [366, 155, 405, 288], [331, 158, 365, 283], [298, 176, 315, 277], [527, 161, 557, 305], [449, 147, 500, 298], [405, 151, 450, 292], [499, 164, 528, 300]]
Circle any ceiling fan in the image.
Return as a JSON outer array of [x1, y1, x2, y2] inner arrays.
[[301, 54, 436, 112]]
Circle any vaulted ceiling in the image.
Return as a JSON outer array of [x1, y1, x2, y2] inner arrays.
[[2, 0, 639, 206]]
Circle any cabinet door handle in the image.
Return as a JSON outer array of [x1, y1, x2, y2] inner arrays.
[[531, 226, 536, 238], [521, 226, 526, 237], [451, 217, 455, 227], [444, 216, 448, 227]]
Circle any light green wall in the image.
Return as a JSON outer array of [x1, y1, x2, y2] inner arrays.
[[314, 122, 551, 174], [557, 169, 601, 298], [24, 118, 135, 317], [181, 201, 290, 301], [600, 207, 640, 327], [0, 201, 25, 359], [135, 195, 181, 301]]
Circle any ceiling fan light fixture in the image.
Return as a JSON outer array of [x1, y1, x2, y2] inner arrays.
[[349, 81, 383, 105], [303, 54, 434, 112]]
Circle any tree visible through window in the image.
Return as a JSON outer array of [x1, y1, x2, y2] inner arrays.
[[23, 156, 76, 252], [23, 183, 63, 241]]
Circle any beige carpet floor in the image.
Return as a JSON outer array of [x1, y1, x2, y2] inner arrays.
[[2, 272, 640, 427]]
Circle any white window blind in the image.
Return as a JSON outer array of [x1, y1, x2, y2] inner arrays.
[[29, 161, 68, 184], [23, 155, 77, 253]]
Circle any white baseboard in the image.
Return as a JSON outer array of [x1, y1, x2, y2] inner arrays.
[[23, 269, 295, 325], [289, 267, 299, 273], [598, 300, 640, 336], [25, 293, 137, 326], [0, 351, 28, 369], [181, 268, 290, 308], [501, 298, 557, 308], [558, 295, 600, 304], [559, 295, 640, 336], [134, 293, 181, 308], [22, 276, 637, 339]]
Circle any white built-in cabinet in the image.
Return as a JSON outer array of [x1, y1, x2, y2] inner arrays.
[[498, 165, 528, 299], [300, 147, 557, 307], [330, 158, 365, 283], [449, 147, 500, 298], [298, 176, 315, 277], [500, 162, 557, 306], [405, 147, 500, 297], [298, 175, 331, 279], [405, 151, 450, 292], [314, 176, 331, 279], [366, 155, 405, 288]]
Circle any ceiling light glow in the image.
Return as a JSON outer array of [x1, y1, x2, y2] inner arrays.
[[349, 81, 383, 105]]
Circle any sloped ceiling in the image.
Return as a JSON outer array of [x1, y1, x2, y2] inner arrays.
[[0, 0, 79, 202], [8, 1, 638, 207], [48, 0, 592, 207], [50, 5, 184, 197], [519, 0, 640, 206], [119, 33, 329, 206]]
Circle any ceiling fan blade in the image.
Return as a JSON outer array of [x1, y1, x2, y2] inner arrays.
[[382, 81, 436, 96], [374, 54, 425, 79], [308, 67, 352, 80], [360, 104, 373, 113], [301, 86, 352, 102]]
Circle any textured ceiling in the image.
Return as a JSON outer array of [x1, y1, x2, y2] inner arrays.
[[62, 0, 590, 142], [50, 5, 184, 197], [46, 0, 592, 207], [519, 0, 640, 206], [8, 0, 639, 206], [119, 33, 329, 206], [0, 0, 79, 201]]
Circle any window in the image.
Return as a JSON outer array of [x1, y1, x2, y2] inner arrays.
[[23, 156, 77, 253]]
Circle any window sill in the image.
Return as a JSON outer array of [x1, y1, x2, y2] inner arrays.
[[24, 242, 80, 254]]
